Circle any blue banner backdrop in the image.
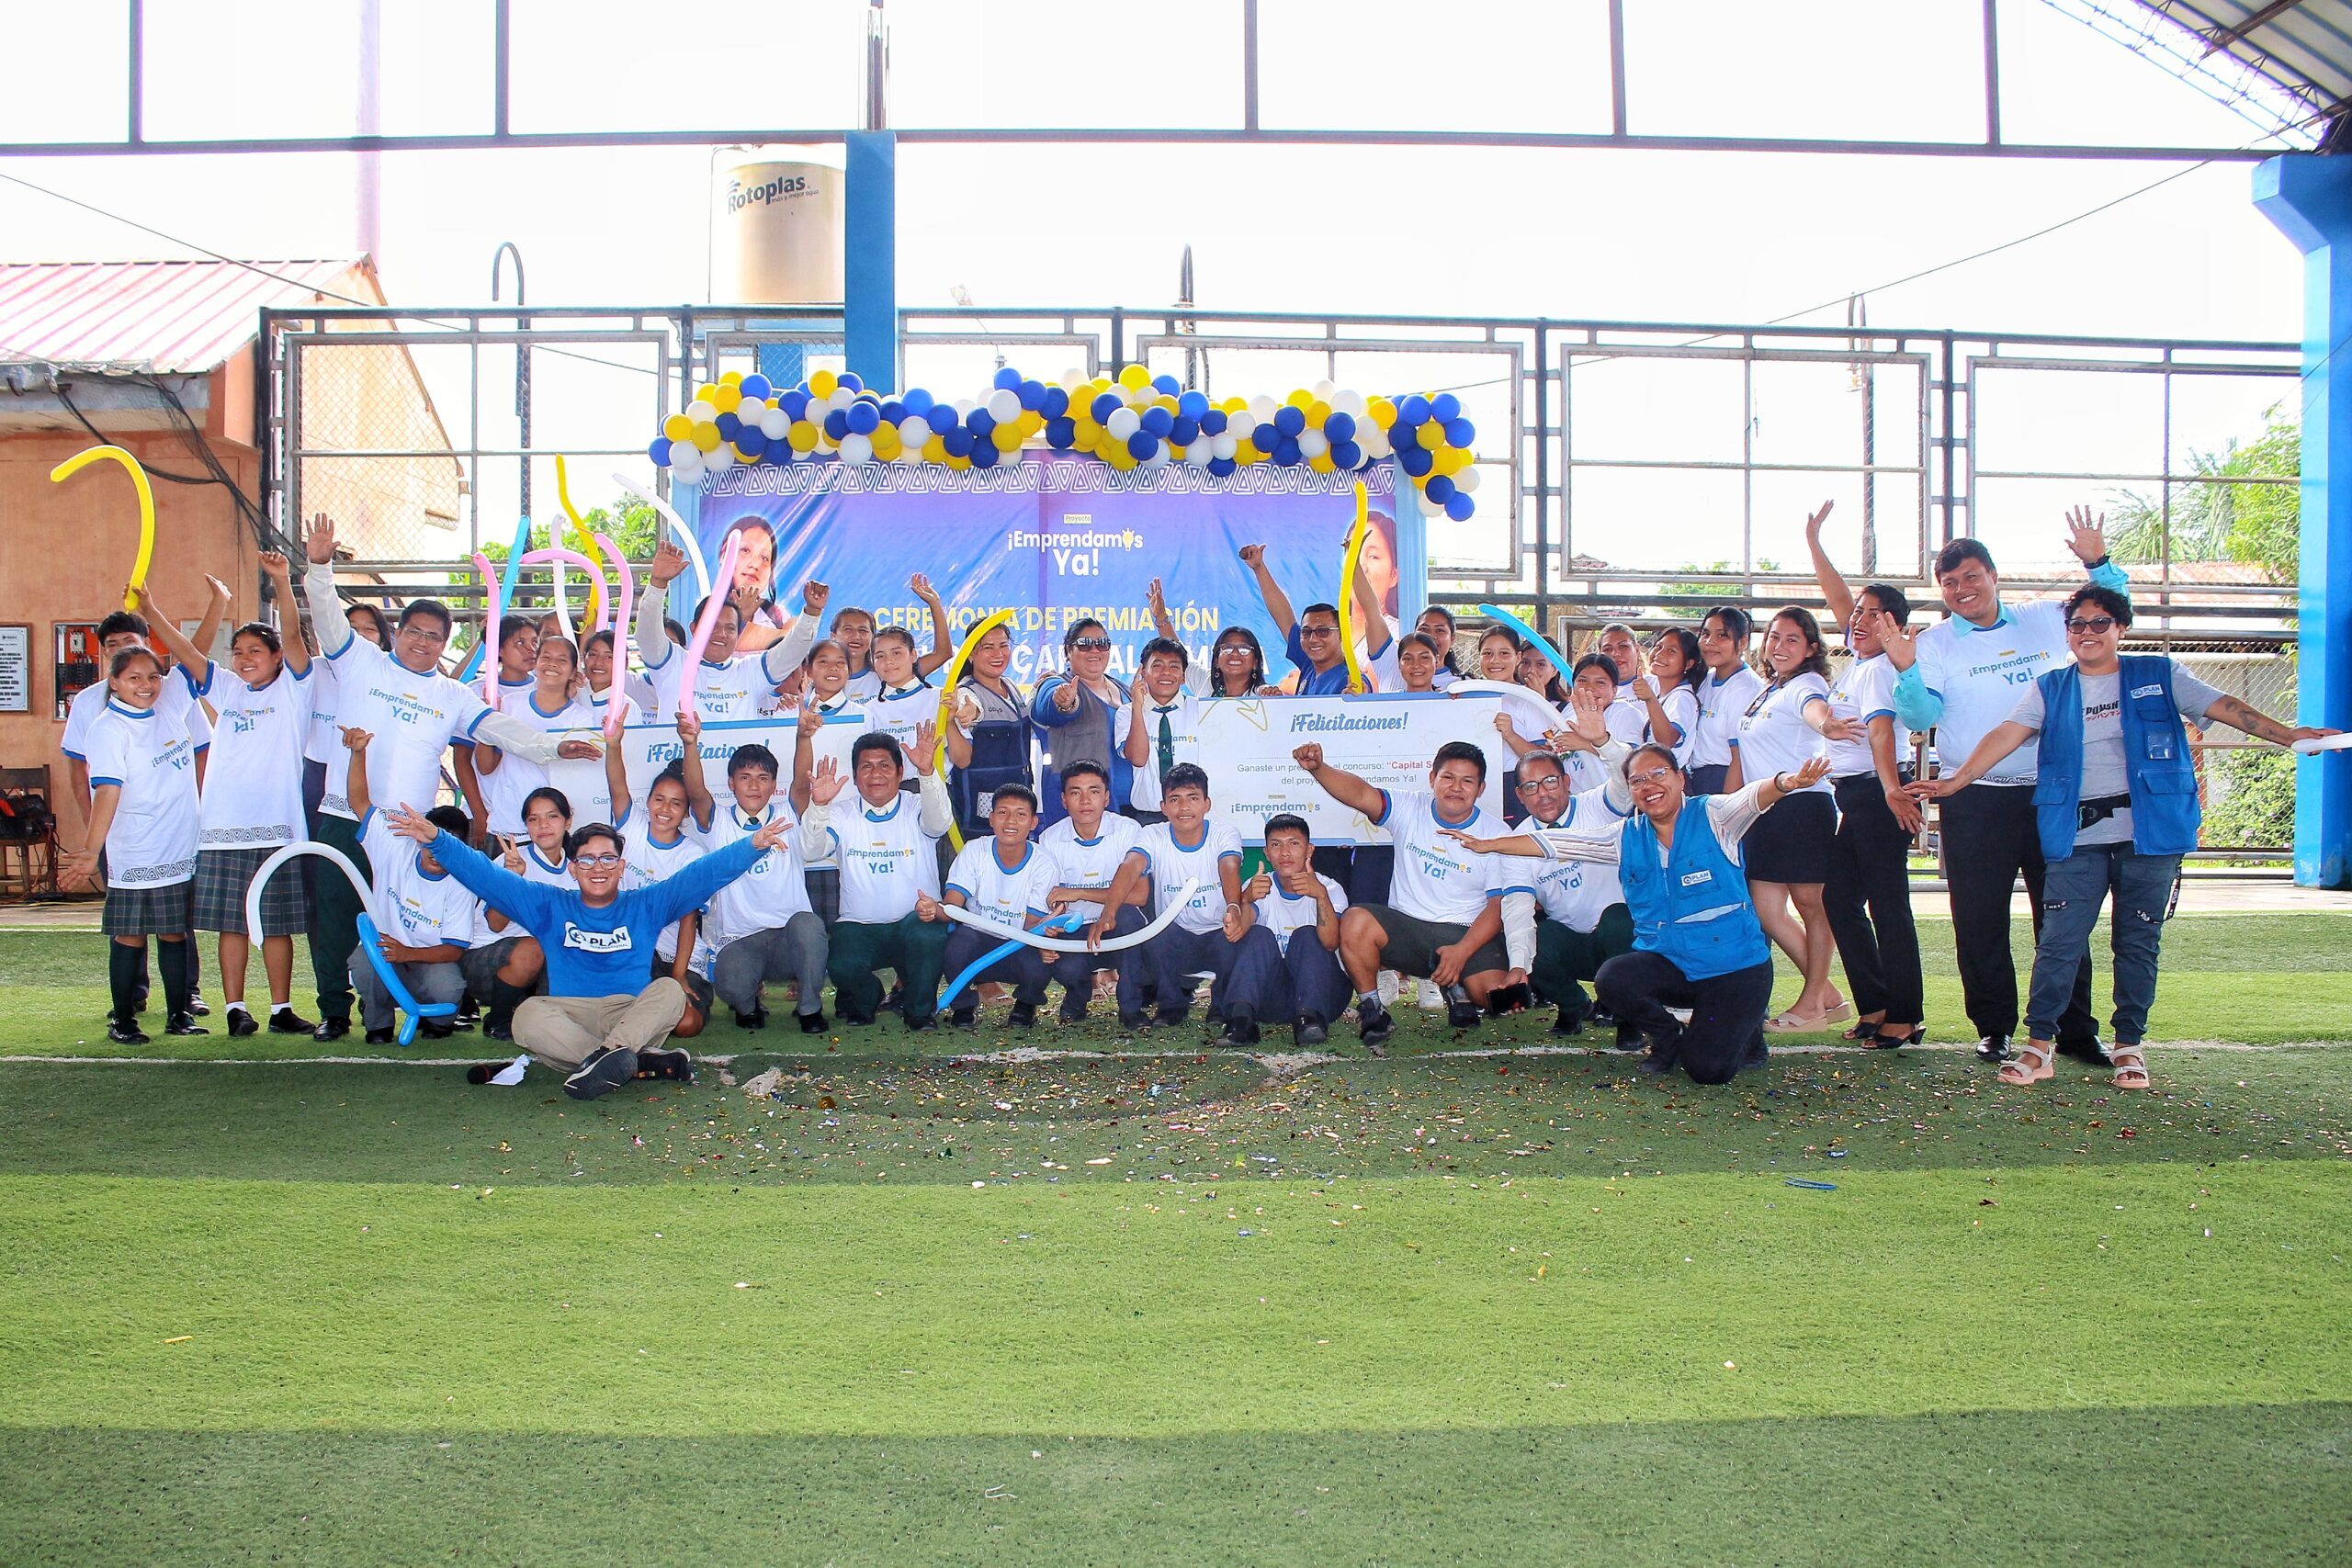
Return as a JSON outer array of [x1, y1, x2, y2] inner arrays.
[[672, 455, 1422, 684]]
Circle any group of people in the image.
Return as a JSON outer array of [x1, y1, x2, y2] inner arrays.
[[60, 502, 2328, 1099]]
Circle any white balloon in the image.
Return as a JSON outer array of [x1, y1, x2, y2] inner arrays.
[[668, 446, 703, 478], [1248, 395, 1279, 425], [1105, 407, 1142, 440], [1455, 465, 1482, 493], [1331, 389, 1366, 420], [758, 409, 790, 441], [1139, 444, 1170, 470], [703, 444, 735, 475], [1211, 433, 1239, 461], [1297, 430, 1329, 460], [1312, 379, 1336, 400], [952, 398, 976, 418], [686, 400, 716, 423], [899, 414, 932, 446], [1184, 442, 1214, 468], [895, 443, 927, 465], [839, 432, 874, 465], [987, 388, 1021, 423], [1062, 367, 1088, 389], [829, 387, 857, 412]]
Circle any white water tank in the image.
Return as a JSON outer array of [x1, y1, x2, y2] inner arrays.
[[713, 150, 844, 304]]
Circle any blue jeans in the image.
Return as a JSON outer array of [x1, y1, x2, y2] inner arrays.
[[2024, 845, 2181, 1046]]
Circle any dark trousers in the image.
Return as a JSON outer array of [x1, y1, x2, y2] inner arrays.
[[828, 911, 950, 1024], [940, 925, 1051, 1011], [1219, 924, 1351, 1024], [1825, 773, 1925, 1027], [1144, 924, 1249, 1022], [306, 812, 371, 1024], [1939, 783, 2097, 1043], [1686, 763, 1731, 796], [1531, 905, 1636, 1023], [1597, 952, 1775, 1086], [1347, 847, 1396, 908], [1050, 903, 1147, 1021]]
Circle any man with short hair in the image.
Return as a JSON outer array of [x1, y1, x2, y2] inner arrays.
[[1883, 510, 2127, 1066], [1036, 761, 1147, 1021], [302, 519, 600, 1042], [1089, 763, 1248, 1032], [382, 805, 790, 1098], [639, 540, 822, 722], [806, 728, 954, 1031], [931, 784, 1062, 1029], [1238, 542, 1391, 695], [1121, 637, 1204, 825], [1294, 739, 1530, 1053], [1499, 748, 1634, 1036], [673, 739, 831, 1033], [1216, 813, 1351, 1045]]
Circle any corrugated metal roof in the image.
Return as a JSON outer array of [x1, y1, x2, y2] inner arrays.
[[2119, 1, 2352, 139], [0, 258, 379, 374]]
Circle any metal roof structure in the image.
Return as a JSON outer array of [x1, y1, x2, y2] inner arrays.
[[2055, 1, 2352, 145], [0, 258, 378, 374]]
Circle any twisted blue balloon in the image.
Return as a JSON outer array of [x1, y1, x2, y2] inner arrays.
[[939, 910, 1087, 1010], [355, 913, 461, 1045], [1476, 603, 1574, 689], [458, 516, 535, 681]]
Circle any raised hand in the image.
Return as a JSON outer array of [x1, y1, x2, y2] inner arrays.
[[339, 726, 373, 752], [304, 513, 337, 565], [675, 708, 701, 746], [1628, 672, 1657, 703], [204, 574, 233, 606], [1818, 713, 1862, 741], [796, 704, 824, 740], [1868, 608, 1921, 671], [1238, 543, 1266, 570], [1243, 869, 1272, 904], [1566, 682, 1611, 746], [1786, 755, 1834, 792], [910, 572, 939, 603], [497, 833, 525, 872], [2064, 505, 2108, 565], [649, 539, 687, 586], [953, 688, 981, 728], [1804, 499, 1834, 540], [1278, 864, 1321, 898], [1052, 679, 1080, 713], [800, 579, 829, 616], [1146, 577, 1167, 616], [808, 755, 848, 806], [751, 814, 795, 852], [258, 549, 291, 582], [387, 805, 440, 844], [1291, 742, 1324, 771], [908, 720, 938, 775]]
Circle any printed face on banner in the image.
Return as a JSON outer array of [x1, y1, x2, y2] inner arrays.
[[684, 456, 1419, 687]]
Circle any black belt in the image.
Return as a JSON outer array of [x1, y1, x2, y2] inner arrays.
[[2077, 793, 2131, 831]]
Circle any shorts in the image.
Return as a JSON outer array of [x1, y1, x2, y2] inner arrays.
[[652, 954, 714, 1019], [194, 845, 310, 936], [1353, 903, 1510, 981], [1739, 789, 1836, 884], [103, 879, 195, 938], [458, 932, 526, 993]]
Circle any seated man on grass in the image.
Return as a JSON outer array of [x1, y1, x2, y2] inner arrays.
[[1087, 763, 1247, 1033], [381, 801, 792, 1100], [342, 727, 472, 1044], [1292, 739, 1529, 1054], [803, 728, 954, 1032], [1213, 812, 1351, 1047], [926, 783, 1062, 1030]]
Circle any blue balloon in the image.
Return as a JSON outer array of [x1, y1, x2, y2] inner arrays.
[[715, 411, 743, 441], [1251, 422, 1281, 452], [771, 441, 796, 465], [1170, 415, 1200, 446], [1140, 406, 1174, 439], [780, 388, 810, 421], [1444, 491, 1476, 522], [822, 409, 850, 442], [1400, 394, 1431, 424], [1206, 457, 1237, 478], [1273, 404, 1306, 438], [1398, 445, 1433, 477], [1272, 436, 1302, 467], [1042, 387, 1070, 419], [740, 374, 773, 402], [1199, 408, 1228, 436], [970, 440, 1001, 468], [902, 387, 935, 415], [1046, 416, 1078, 449], [1330, 439, 1363, 469], [839, 371, 864, 393], [967, 406, 996, 435], [1126, 430, 1158, 460], [1324, 412, 1356, 445], [1151, 373, 1181, 397], [1443, 417, 1476, 447], [648, 436, 672, 465], [1390, 419, 1420, 451], [879, 400, 907, 423], [1091, 392, 1123, 423], [847, 400, 881, 435], [1018, 378, 1046, 412], [1177, 390, 1209, 420], [993, 367, 1023, 391], [942, 427, 976, 458], [735, 425, 768, 458], [1424, 474, 1457, 504], [1430, 392, 1462, 423]]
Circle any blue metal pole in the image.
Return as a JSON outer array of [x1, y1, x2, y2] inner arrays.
[[2255, 154, 2352, 887], [844, 130, 898, 391]]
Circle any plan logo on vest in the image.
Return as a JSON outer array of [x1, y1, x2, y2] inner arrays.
[[562, 924, 635, 954], [1679, 869, 1713, 887]]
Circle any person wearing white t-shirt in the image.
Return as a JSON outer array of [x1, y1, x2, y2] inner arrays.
[[1689, 607, 1764, 795], [474, 634, 596, 838], [1295, 738, 1533, 1052], [1881, 512, 2128, 1066], [605, 716, 718, 1039], [1804, 500, 1928, 1048], [452, 780, 574, 1042], [637, 539, 819, 724], [1215, 813, 1351, 1044], [1627, 628, 1704, 770], [1036, 761, 1146, 1022], [1089, 763, 1247, 1032], [62, 647, 209, 1044], [139, 556, 319, 1038], [805, 728, 955, 1031], [448, 615, 540, 840], [1496, 750, 1634, 1037], [350, 799, 476, 1043], [1121, 637, 1205, 822], [672, 732, 829, 1033], [863, 627, 936, 784], [931, 783, 1063, 1029]]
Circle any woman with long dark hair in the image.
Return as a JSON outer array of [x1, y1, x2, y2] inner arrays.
[[1688, 606, 1761, 795]]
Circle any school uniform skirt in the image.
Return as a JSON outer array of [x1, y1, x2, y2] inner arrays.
[[104, 879, 196, 938], [194, 845, 311, 937], [1738, 790, 1836, 884]]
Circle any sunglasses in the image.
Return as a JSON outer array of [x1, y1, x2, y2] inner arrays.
[[573, 852, 623, 868], [2065, 616, 2120, 635], [1071, 637, 1112, 651], [1299, 624, 1339, 637]]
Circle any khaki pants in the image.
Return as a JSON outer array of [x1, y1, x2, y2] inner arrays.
[[513, 978, 688, 1070]]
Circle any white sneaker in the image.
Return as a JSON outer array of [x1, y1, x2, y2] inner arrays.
[[1375, 969, 1401, 1007], [1418, 977, 1446, 1010]]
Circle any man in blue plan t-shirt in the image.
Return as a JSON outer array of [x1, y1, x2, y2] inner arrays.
[[382, 803, 791, 1100]]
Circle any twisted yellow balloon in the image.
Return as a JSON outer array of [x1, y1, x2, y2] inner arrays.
[[1334, 479, 1371, 694], [930, 606, 1017, 852], [552, 455, 608, 632], [52, 445, 156, 612]]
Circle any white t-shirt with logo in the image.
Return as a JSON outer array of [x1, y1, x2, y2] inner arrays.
[[866, 679, 936, 779], [82, 702, 203, 888], [1732, 672, 1833, 795], [1130, 818, 1244, 933], [1824, 654, 1908, 780], [649, 650, 786, 726], [945, 839, 1060, 929], [1642, 683, 1702, 766], [698, 798, 811, 946], [821, 791, 944, 923], [1690, 665, 1766, 771], [64, 671, 209, 779], [303, 658, 343, 767], [1372, 789, 1527, 924], [479, 693, 596, 836], [1036, 813, 1142, 923], [1119, 691, 1205, 810], [1914, 600, 2076, 783], [317, 638, 494, 822], [359, 809, 477, 951], [1253, 872, 1348, 942], [1507, 788, 1628, 933], [617, 807, 716, 972], [188, 660, 314, 848]]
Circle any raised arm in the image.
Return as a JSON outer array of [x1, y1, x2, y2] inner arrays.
[[762, 579, 826, 684], [673, 710, 715, 828], [1290, 742, 1385, 818], [1146, 577, 1177, 642], [1803, 501, 1855, 631], [639, 541, 686, 669], [1238, 543, 1297, 636], [258, 552, 309, 675], [1910, 723, 2035, 798], [130, 581, 216, 688], [1349, 551, 1394, 663], [2062, 506, 2131, 601], [909, 575, 955, 678], [341, 727, 374, 818], [300, 514, 358, 658], [2199, 692, 2340, 748]]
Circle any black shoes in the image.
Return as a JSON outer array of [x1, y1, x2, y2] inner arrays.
[[1006, 1003, 1037, 1030], [635, 1048, 694, 1081], [949, 1007, 978, 1030], [420, 1021, 456, 1040], [904, 1014, 938, 1032], [107, 1021, 149, 1045], [840, 1010, 876, 1028], [226, 1007, 260, 1037], [1356, 998, 1395, 1055], [188, 993, 210, 1017], [1117, 1010, 1148, 1032], [1442, 985, 1481, 1031], [267, 1008, 315, 1034], [564, 1045, 639, 1100], [735, 1005, 768, 1030], [164, 1013, 208, 1037], [364, 1027, 397, 1044], [1551, 1010, 1585, 1037], [312, 1018, 351, 1043], [1295, 1012, 1329, 1047], [1483, 981, 1534, 1018], [1215, 1007, 1261, 1047], [2057, 1037, 2114, 1067], [1975, 1033, 2014, 1064], [798, 1010, 828, 1034]]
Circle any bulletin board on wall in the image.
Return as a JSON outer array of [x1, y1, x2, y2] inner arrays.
[[52, 623, 99, 721]]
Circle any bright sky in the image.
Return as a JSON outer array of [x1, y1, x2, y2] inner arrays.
[[0, 0, 2315, 579]]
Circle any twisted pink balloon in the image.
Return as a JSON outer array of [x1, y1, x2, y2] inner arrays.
[[591, 532, 634, 739], [675, 531, 743, 719], [519, 548, 610, 664], [473, 552, 502, 710]]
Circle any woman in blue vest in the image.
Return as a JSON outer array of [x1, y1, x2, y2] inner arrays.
[[1911, 585, 2333, 1090], [1441, 744, 1834, 1084]]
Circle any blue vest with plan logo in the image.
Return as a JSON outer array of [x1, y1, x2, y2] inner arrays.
[[2030, 655, 2200, 863], [1615, 798, 1771, 980]]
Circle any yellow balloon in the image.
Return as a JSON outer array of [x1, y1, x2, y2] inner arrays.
[[1020, 410, 1046, 436], [662, 413, 693, 441], [720, 370, 743, 385], [787, 420, 820, 453], [873, 426, 903, 459], [690, 422, 721, 453], [1235, 438, 1260, 464], [1073, 418, 1101, 448], [1308, 452, 1337, 474], [1369, 397, 1396, 426], [694, 383, 720, 405], [992, 422, 1023, 453], [808, 368, 838, 399], [1286, 389, 1314, 410], [947, 454, 971, 471], [1436, 445, 1472, 476], [1169, 445, 1187, 461], [1118, 363, 1150, 391], [1417, 422, 1444, 450], [1307, 400, 1331, 427], [923, 434, 948, 462], [711, 385, 741, 414]]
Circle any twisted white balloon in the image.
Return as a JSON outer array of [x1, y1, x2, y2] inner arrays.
[[933, 880, 1202, 953], [612, 471, 710, 602]]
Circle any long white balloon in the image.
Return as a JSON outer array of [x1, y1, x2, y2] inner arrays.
[[246, 840, 375, 941], [2294, 732, 2352, 753], [612, 472, 710, 602], [1446, 679, 1563, 732], [933, 880, 1203, 953]]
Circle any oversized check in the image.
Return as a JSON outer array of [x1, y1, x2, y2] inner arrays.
[[1194, 692, 1516, 845], [543, 712, 873, 825]]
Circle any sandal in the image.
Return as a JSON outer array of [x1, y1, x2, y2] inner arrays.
[[2110, 1045, 2151, 1091], [1816, 999, 1854, 1027], [1841, 1014, 1887, 1043], [1996, 1041, 2054, 1086], [1764, 1010, 1827, 1033], [1868, 1022, 1925, 1050]]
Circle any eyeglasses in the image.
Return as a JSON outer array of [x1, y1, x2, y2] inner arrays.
[[1299, 624, 1338, 637], [1216, 644, 1253, 656], [1515, 773, 1566, 793], [1071, 637, 1112, 651], [2065, 616, 2119, 635], [573, 852, 622, 868], [1626, 767, 1677, 787]]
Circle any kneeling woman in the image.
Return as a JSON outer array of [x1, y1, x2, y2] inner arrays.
[[1912, 585, 2335, 1090], [1442, 745, 1833, 1084]]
